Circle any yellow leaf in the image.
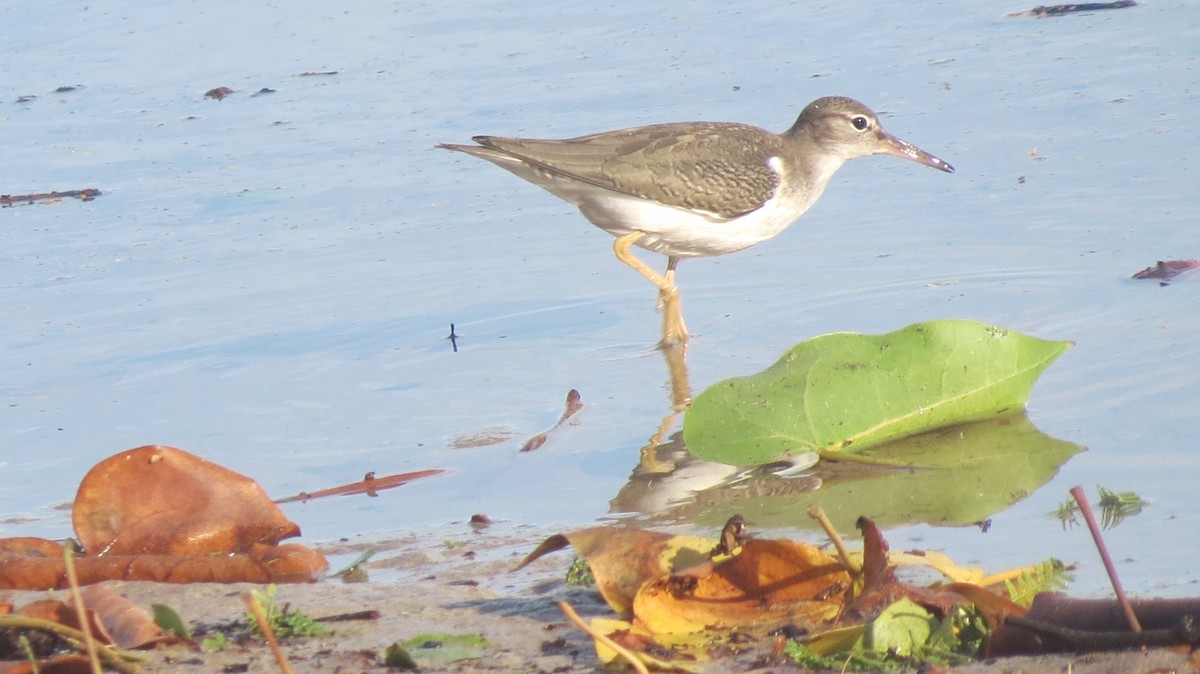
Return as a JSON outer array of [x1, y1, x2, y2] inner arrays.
[[517, 527, 715, 616]]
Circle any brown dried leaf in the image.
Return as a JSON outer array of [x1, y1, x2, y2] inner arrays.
[[16, 599, 77, 626], [73, 445, 300, 556], [82, 585, 169, 649], [0, 537, 68, 557], [0, 542, 327, 589], [856, 516, 894, 593]]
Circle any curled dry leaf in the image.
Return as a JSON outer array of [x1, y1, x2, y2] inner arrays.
[[633, 539, 850, 635], [17, 598, 79, 627], [0, 446, 327, 589], [857, 516, 893, 593], [0, 536, 68, 558], [81, 585, 171, 649], [73, 445, 300, 556], [0, 540, 327, 590]]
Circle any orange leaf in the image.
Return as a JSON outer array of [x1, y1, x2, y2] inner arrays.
[[1, 447, 327, 589], [17, 599, 77, 626], [0, 537, 69, 557], [634, 539, 850, 635], [0, 539, 66, 589], [72, 445, 300, 556], [0, 542, 326, 589]]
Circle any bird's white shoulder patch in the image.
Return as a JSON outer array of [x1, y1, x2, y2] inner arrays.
[[767, 156, 785, 176]]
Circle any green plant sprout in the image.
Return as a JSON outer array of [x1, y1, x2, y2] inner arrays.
[[248, 585, 327, 639], [1052, 485, 1145, 530], [1004, 558, 1073, 607]]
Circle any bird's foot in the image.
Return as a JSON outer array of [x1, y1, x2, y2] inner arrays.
[[657, 331, 689, 350], [658, 285, 688, 347]]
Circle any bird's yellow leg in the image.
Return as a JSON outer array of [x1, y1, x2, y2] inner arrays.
[[660, 257, 687, 346], [612, 233, 688, 346], [613, 232, 673, 290]]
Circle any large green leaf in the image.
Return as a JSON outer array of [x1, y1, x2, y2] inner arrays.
[[683, 320, 1071, 465]]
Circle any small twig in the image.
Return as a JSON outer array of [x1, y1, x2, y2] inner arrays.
[[1070, 485, 1141, 632], [806, 505, 860, 574], [1004, 613, 1200, 651], [18, 634, 40, 674], [314, 609, 381, 623], [63, 547, 103, 674], [244, 592, 295, 674], [557, 600, 648, 674], [519, 389, 584, 452]]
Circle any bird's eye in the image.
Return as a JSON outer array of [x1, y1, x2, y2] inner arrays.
[[851, 115, 870, 131]]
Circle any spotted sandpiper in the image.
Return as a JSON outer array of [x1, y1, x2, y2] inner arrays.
[[439, 96, 953, 346]]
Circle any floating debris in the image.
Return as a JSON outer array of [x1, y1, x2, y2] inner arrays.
[[204, 86, 235, 100], [1011, 1, 1136, 17], [1, 188, 101, 207], [1131, 259, 1200, 282]]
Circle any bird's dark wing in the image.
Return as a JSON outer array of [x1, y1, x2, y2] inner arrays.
[[473, 122, 783, 219]]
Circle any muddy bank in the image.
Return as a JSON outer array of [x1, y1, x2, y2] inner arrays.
[[4, 525, 1193, 674]]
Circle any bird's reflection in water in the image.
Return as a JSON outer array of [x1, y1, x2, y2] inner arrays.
[[636, 340, 692, 474], [618, 342, 820, 520], [613, 427, 821, 521]]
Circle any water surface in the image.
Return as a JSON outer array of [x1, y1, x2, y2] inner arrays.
[[3, 0, 1198, 596]]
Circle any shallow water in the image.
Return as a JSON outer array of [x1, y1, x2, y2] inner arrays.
[[3, 1, 1198, 596]]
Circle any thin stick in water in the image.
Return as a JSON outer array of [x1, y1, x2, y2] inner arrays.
[[1070, 485, 1141, 633]]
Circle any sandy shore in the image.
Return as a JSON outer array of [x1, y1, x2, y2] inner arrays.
[[3, 524, 1192, 674]]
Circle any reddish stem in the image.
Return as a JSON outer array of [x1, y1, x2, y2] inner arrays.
[[1070, 485, 1141, 633]]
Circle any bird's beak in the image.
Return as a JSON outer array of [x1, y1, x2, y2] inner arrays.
[[880, 133, 955, 174]]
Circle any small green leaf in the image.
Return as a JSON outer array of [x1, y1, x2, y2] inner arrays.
[[400, 633, 491, 663], [247, 585, 326, 639], [684, 320, 1071, 465], [1004, 558, 1073, 607], [565, 557, 595, 586], [202, 631, 230, 651], [152, 603, 192, 640], [865, 598, 936, 657], [384, 642, 419, 670]]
